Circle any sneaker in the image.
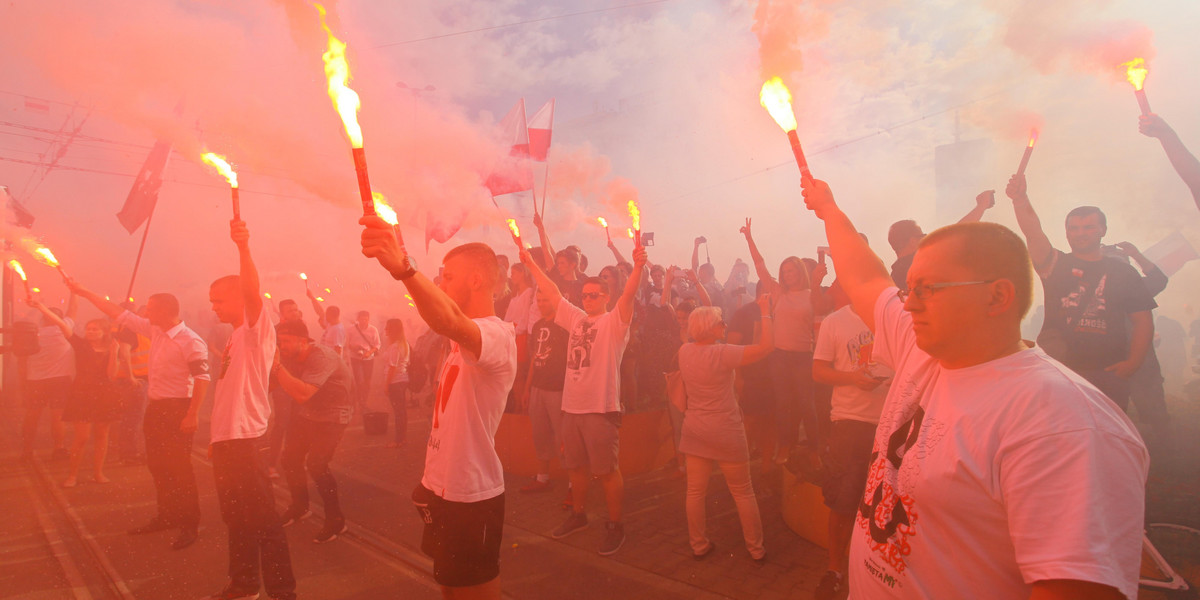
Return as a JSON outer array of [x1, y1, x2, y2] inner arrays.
[[520, 478, 552, 493], [814, 570, 843, 600], [598, 521, 625, 556], [312, 521, 347, 544], [200, 585, 260, 600], [279, 508, 312, 528], [551, 512, 589, 539], [693, 541, 715, 560]]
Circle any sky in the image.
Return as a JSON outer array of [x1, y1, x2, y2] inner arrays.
[[1, 0, 1199, 336]]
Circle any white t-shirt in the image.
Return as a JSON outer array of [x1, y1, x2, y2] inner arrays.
[[27, 318, 75, 380], [384, 341, 410, 384], [210, 310, 276, 444], [503, 287, 536, 335], [422, 316, 516, 503], [346, 323, 381, 360], [321, 322, 346, 355], [555, 298, 631, 414], [813, 306, 890, 424], [848, 288, 1148, 600]]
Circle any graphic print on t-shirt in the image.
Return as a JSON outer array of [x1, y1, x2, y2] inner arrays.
[[856, 370, 947, 580], [1061, 271, 1108, 334], [431, 362, 460, 431], [566, 320, 598, 373]]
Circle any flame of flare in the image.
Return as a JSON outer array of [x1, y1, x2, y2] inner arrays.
[[626, 200, 640, 231], [264, 292, 272, 299], [300, 272, 308, 280], [317, 297, 326, 302], [626, 228, 634, 239], [372, 192, 398, 226], [324, 287, 331, 293], [506, 218, 521, 238], [33, 247, 59, 267], [1122, 58, 1148, 91], [200, 152, 238, 188], [32, 287, 41, 293], [523, 241, 532, 249], [759, 77, 798, 132], [8, 259, 27, 281], [1028, 130, 1038, 148], [316, 3, 363, 148], [597, 217, 608, 228]]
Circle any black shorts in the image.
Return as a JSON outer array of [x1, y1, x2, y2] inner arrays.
[[822, 420, 877, 515], [25, 376, 71, 410], [412, 485, 504, 588]]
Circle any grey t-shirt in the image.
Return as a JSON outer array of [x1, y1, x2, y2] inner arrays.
[[296, 344, 354, 425]]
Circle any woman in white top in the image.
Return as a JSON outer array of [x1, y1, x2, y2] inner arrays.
[[740, 218, 820, 467], [679, 299, 774, 561], [383, 319, 411, 448]]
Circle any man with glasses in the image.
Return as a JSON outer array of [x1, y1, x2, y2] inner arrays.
[[1007, 173, 1156, 411], [521, 240, 648, 557], [801, 176, 1147, 599]]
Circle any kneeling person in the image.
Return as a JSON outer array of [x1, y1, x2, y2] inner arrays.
[[273, 320, 354, 543]]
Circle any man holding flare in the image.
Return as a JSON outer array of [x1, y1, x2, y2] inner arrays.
[[798, 174, 1147, 599]]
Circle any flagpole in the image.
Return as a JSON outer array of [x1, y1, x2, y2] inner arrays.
[[125, 205, 156, 303], [540, 161, 550, 216]]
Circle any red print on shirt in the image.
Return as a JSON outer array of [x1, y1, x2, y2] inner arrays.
[[432, 364, 460, 430]]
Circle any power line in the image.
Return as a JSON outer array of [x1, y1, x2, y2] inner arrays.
[[373, 0, 672, 48]]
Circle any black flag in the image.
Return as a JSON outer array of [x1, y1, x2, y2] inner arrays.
[[117, 139, 172, 234]]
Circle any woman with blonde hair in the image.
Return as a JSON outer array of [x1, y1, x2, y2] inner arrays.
[[382, 318, 411, 448], [678, 295, 774, 562]]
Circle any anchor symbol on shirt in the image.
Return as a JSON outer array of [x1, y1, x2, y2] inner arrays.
[[859, 406, 923, 544]]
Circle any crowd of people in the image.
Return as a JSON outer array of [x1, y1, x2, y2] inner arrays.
[[12, 112, 1200, 599]]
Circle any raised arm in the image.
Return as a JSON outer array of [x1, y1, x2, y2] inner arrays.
[[691, 237, 703, 273], [607, 238, 629, 266], [519, 246, 564, 307], [230, 220, 264, 328], [28, 299, 72, 338], [958, 190, 996, 224], [63, 280, 123, 320], [801, 178, 892, 332], [616, 245, 648, 323], [660, 266, 676, 308], [1116, 242, 1167, 296], [1006, 174, 1054, 271], [684, 269, 712, 307], [533, 212, 556, 265], [361, 216, 483, 359], [66, 292, 78, 320], [306, 288, 326, 327], [739, 293, 775, 365], [740, 218, 779, 295], [1140, 114, 1200, 209]]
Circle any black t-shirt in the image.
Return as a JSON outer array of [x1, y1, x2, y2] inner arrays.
[[890, 254, 914, 291], [728, 302, 770, 381], [1038, 250, 1157, 371], [550, 272, 585, 308], [528, 318, 568, 392]]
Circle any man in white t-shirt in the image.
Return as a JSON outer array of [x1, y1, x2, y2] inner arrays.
[[361, 219, 516, 600], [201, 219, 295, 600], [812, 304, 892, 599], [21, 296, 76, 461], [308, 289, 346, 358], [801, 177, 1148, 600], [520, 238, 648, 557]]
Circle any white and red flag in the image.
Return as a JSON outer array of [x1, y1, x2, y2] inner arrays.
[[528, 98, 554, 162], [1143, 231, 1199, 277], [484, 99, 533, 197]]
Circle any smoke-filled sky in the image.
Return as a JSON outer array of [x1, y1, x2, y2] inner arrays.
[[2, 0, 1199, 335]]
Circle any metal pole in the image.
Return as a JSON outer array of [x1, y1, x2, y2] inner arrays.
[[125, 204, 156, 303]]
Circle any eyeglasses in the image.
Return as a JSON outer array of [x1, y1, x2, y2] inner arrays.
[[897, 280, 995, 302], [582, 292, 607, 300]]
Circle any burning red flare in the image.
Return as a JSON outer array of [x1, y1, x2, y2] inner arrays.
[[626, 200, 642, 246], [201, 151, 241, 218], [315, 3, 376, 216], [759, 77, 811, 177], [1121, 58, 1151, 116], [1017, 129, 1038, 176]]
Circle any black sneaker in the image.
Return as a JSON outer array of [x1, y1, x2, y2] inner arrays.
[[598, 521, 625, 556], [814, 570, 843, 600], [279, 508, 311, 528], [200, 585, 260, 600], [551, 512, 588, 539], [312, 521, 347, 544]]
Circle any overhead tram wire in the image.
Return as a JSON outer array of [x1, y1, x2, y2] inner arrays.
[[373, 0, 673, 48]]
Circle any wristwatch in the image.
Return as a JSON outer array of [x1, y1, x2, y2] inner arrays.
[[392, 255, 418, 281]]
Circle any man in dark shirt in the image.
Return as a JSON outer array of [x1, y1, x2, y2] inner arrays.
[[519, 287, 569, 493], [1009, 176, 1156, 410], [272, 320, 355, 544]]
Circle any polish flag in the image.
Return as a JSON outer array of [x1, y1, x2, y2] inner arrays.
[[1143, 231, 1199, 277], [484, 99, 533, 197], [528, 99, 554, 162]]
